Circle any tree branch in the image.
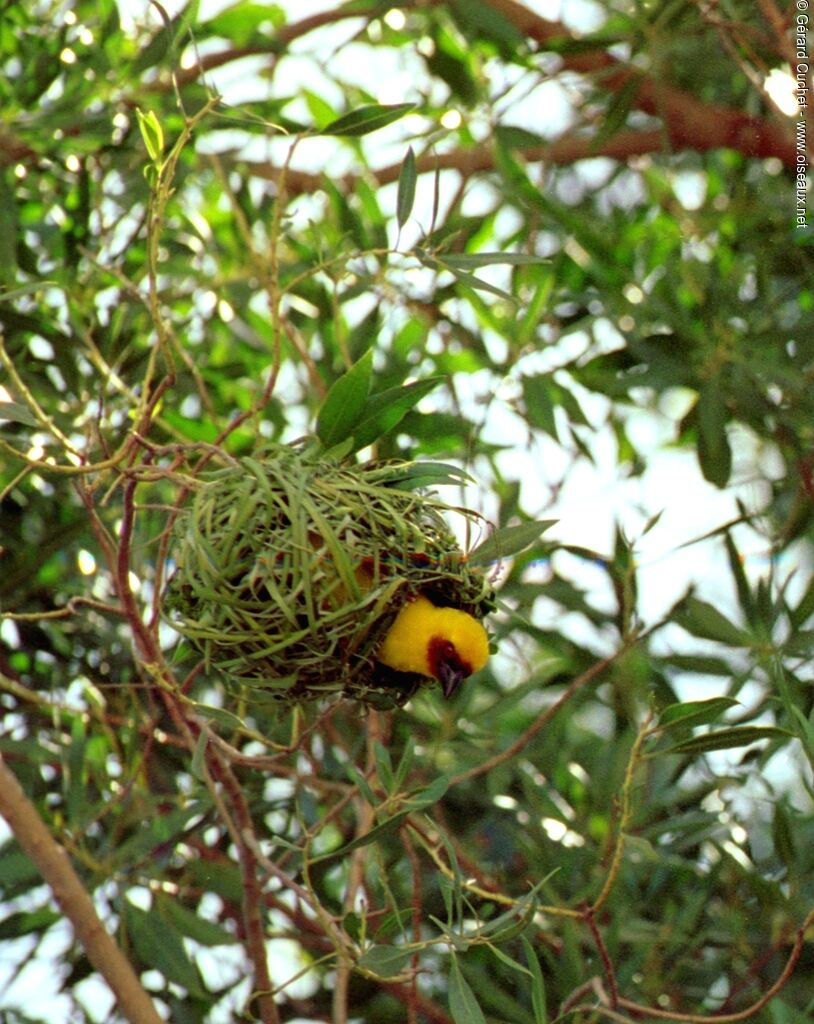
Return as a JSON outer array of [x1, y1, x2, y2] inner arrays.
[[243, 128, 672, 196], [483, 0, 796, 167], [0, 754, 164, 1024]]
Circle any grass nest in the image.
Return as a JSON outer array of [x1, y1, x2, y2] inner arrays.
[[163, 445, 493, 708]]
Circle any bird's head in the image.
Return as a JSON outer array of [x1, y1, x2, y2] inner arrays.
[[376, 595, 489, 698]]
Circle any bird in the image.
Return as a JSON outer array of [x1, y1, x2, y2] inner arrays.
[[375, 595, 489, 699]]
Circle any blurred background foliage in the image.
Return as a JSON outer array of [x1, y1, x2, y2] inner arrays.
[[0, 0, 813, 1021]]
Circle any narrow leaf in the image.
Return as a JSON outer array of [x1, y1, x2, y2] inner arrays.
[[190, 701, 246, 731], [449, 0, 523, 53], [124, 901, 206, 997], [374, 740, 394, 794], [358, 944, 413, 977], [345, 376, 443, 453], [403, 774, 449, 811], [322, 102, 415, 136], [0, 909, 61, 941], [308, 811, 410, 866], [695, 383, 732, 488], [0, 401, 39, 427], [157, 893, 238, 947], [136, 108, 164, 163], [442, 252, 549, 269], [673, 597, 750, 647], [724, 531, 756, 625], [522, 375, 559, 438], [449, 955, 488, 1024], [423, 254, 517, 302], [468, 520, 557, 566], [316, 349, 374, 448], [377, 461, 475, 491], [0, 281, 57, 301], [396, 146, 417, 229], [664, 725, 794, 756], [659, 697, 741, 731], [591, 72, 642, 150], [522, 936, 548, 1024]]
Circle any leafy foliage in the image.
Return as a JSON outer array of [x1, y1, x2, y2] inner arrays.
[[0, 1, 812, 1023]]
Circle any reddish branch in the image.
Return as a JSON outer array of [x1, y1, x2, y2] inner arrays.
[[485, 0, 795, 165], [209, 756, 280, 1024], [246, 127, 675, 196], [170, 0, 794, 184]]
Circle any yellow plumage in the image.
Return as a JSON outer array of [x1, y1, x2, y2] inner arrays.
[[376, 595, 489, 698]]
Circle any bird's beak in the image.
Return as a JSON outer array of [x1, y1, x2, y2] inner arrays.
[[438, 659, 465, 699]]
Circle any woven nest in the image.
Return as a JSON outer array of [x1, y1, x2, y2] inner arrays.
[[163, 445, 493, 709]]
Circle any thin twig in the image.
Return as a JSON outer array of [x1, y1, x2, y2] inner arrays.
[[563, 903, 814, 1023], [591, 711, 654, 914], [209, 753, 281, 1024], [450, 650, 621, 786], [583, 906, 620, 1009]]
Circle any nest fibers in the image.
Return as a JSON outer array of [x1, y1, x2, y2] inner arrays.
[[163, 446, 493, 708]]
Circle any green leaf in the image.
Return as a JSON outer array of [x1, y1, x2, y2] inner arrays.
[[0, 402, 39, 427], [393, 738, 415, 791], [374, 740, 394, 794], [377, 461, 475, 490], [156, 892, 238, 947], [357, 944, 413, 977], [522, 375, 559, 438], [190, 729, 209, 781], [449, 0, 524, 55], [786, 703, 814, 764], [0, 281, 59, 301], [420, 252, 518, 303], [659, 697, 741, 731], [695, 383, 732, 488], [308, 812, 409, 867], [441, 252, 549, 269], [132, 3, 193, 73], [522, 936, 548, 1024], [322, 103, 416, 136], [316, 349, 374, 448], [204, 1, 283, 46], [772, 801, 797, 872], [673, 597, 750, 647], [396, 146, 417, 229], [190, 701, 246, 731], [790, 571, 814, 630], [660, 653, 735, 676], [136, 108, 164, 164], [723, 531, 756, 625], [345, 376, 444, 453], [494, 125, 548, 149], [162, 410, 221, 443], [403, 774, 449, 811], [664, 725, 794, 756], [124, 900, 207, 997], [468, 520, 557, 566], [346, 762, 378, 806], [0, 908, 60, 941], [111, 803, 209, 867], [591, 72, 642, 150], [449, 954, 488, 1024]]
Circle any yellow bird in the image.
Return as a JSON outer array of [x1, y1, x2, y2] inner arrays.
[[376, 595, 489, 699]]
